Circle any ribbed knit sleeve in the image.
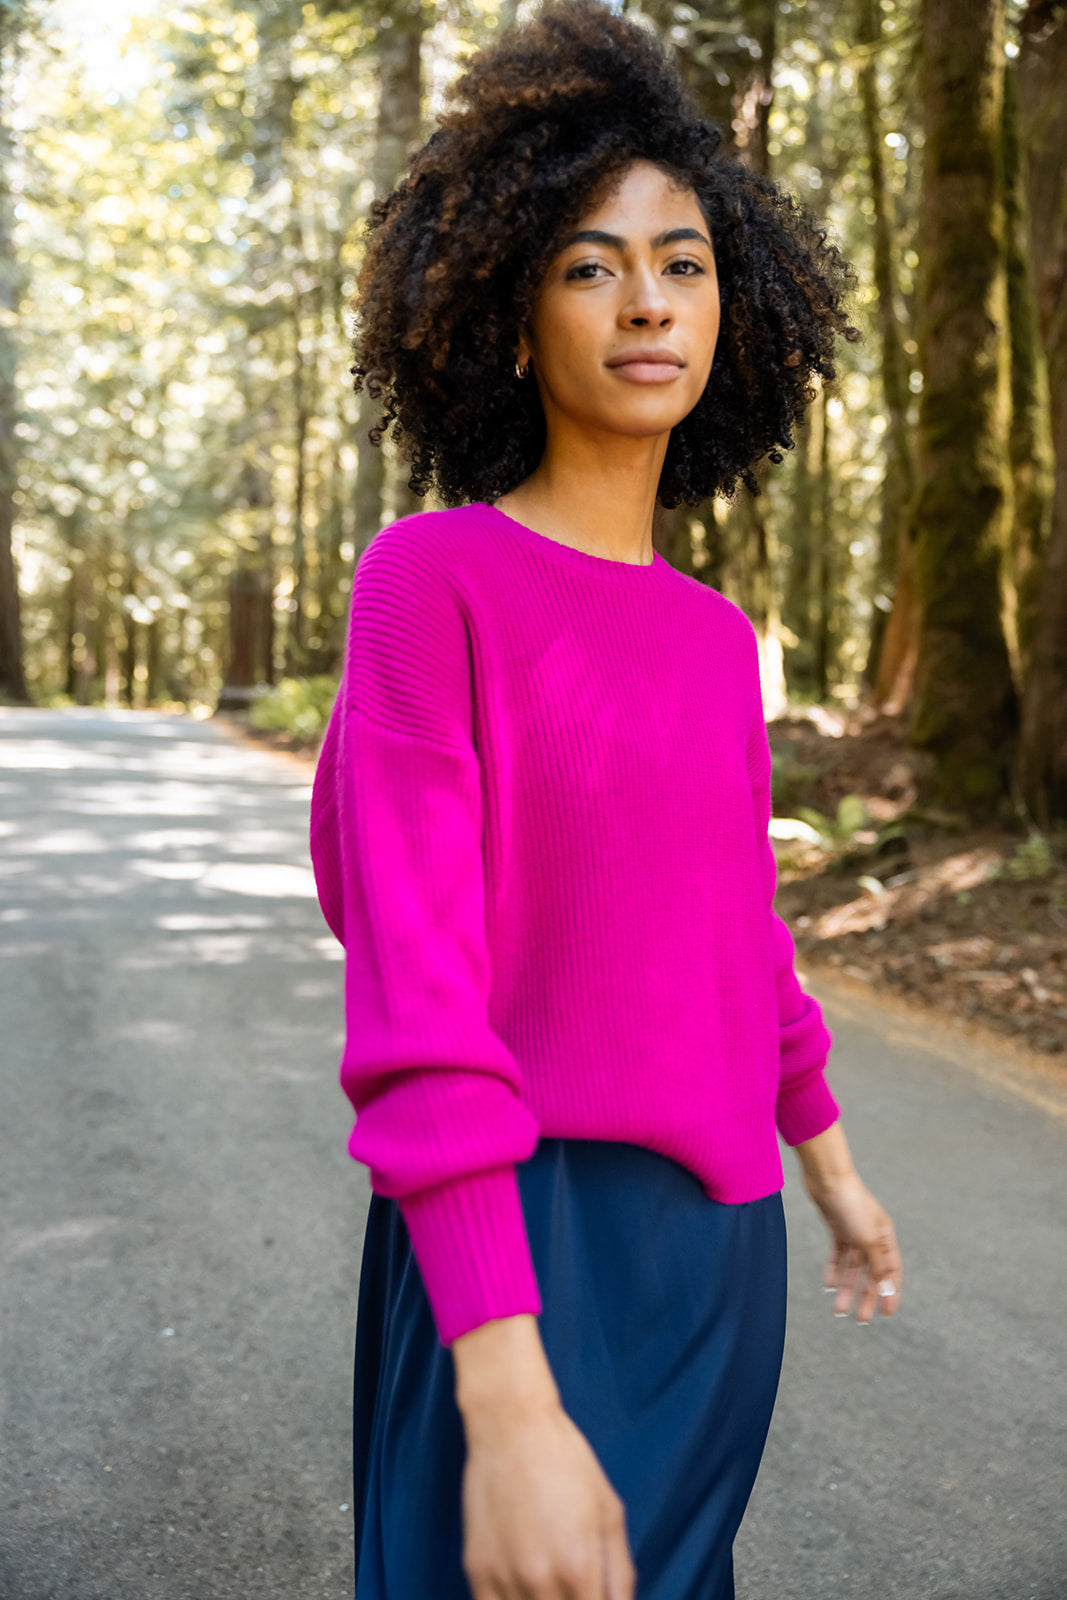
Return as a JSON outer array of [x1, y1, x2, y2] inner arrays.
[[744, 649, 841, 1147], [310, 517, 542, 1344]]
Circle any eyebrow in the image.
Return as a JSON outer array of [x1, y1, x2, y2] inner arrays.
[[561, 226, 712, 252]]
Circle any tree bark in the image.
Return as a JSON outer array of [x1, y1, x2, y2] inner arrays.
[[856, 0, 918, 701], [1015, 0, 1067, 822], [781, 410, 814, 691], [910, 0, 1018, 813], [0, 12, 27, 703], [215, 37, 294, 716], [813, 388, 834, 700], [286, 296, 311, 674], [1002, 58, 1055, 678], [145, 614, 162, 706], [354, 3, 426, 558], [712, 1, 786, 709]]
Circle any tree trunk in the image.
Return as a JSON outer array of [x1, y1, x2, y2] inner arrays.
[[813, 388, 834, 700], [725, 472, 786, 717], [219, 564, 273, 709], [872, 528, 920, 714], [781, 410, 815, 693], [354, 3, 426, 557], [910, 0, 1018, 813], [121, 622, 137, 709], [712, 0, 785, 710], [0, 14, 26, 704], [286, 300, 311, 674], [215, 35, 294, 717], [63, 568, 77, 701], [1015, 1, 1067, 822], [856, 0, 918, 700], [145, 614, 162, 706], [744, 0, 776, 177], [1002, 58, 1055, 679]]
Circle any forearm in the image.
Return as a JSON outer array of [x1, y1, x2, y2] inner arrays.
[[792, 1118, 857, 1199]]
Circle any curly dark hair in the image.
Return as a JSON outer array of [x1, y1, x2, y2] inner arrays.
[[350, 0, 859, 509]]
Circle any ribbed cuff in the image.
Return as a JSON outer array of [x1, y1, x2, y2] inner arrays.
[[398, 1164, 542, 1345], [776, 1073, 841, 1147]]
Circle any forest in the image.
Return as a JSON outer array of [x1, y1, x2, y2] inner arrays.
[[0, 0, 1065, 1048]]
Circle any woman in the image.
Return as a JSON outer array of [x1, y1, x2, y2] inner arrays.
[[309, 4, 902, 1597]]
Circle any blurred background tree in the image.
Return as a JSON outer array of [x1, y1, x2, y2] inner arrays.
[[2, 0, 1065, 821]]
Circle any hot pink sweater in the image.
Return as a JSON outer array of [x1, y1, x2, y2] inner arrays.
[[309, 503, 839, 1344]]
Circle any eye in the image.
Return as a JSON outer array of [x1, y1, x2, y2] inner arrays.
[[665, 258, 706, 277], [564, 260, 611, 281]]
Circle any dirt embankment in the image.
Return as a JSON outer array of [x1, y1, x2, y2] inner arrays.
[[769, 709, 1067, 1059]]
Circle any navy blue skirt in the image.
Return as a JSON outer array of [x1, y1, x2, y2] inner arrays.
[[352, 1140, 787, 1600]]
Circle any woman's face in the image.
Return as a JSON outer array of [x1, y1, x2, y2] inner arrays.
[[517, 160, 720, 447]]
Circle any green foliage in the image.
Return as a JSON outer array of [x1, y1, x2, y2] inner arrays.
[[794, 794, 870, 844], [249, 674, 338, 740], [6, 0, 1054, 803], [5, 0, 933, 711], [770, 745, 820, 809], [774, 792, 907, 860], [1004, 830, 1055, 882]]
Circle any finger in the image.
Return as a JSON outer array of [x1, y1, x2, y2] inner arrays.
[[867, 1230, 903, 1316], [857, 1221, 902, 1321], [823, 1247, 841, 1293], [825, 1234, 853, 1293], [876, 1275, 900, 1316], [833, 1248, 862, 1317], [466, 1570, 507, 1600], [854, 1268, 879, 1325], [601, 1518, 636, 1600]]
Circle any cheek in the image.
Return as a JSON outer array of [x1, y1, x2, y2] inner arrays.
[[535, 314, 602, 393], [698, 298, 721, 367]]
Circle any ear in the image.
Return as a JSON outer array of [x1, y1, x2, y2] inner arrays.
[[515, 330, 532, 372]]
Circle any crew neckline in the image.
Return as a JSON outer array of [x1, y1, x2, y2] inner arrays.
[[475, 502, 676, 589]]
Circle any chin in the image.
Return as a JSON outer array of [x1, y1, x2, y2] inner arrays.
[[611, 408, 695, 439]]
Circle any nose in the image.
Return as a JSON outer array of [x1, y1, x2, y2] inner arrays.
[[621, 264, 673, 329]]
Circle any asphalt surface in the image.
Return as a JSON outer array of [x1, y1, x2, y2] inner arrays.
[[1, 706, 1065, 1600]]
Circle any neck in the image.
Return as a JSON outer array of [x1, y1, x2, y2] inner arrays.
[[495, 427, 669, 566]]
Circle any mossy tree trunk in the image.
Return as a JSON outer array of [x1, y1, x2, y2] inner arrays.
[[910, 0, 1018, 813], [812, 386, 836, 700], [1016, 1, 1067, 823], [856, 0, 917, 704], [1002, 59, 1055, 679]]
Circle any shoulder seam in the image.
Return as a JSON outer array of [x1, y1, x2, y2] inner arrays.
[[361, 515, 478, 621]]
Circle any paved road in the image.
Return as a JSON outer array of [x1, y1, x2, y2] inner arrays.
[[1, 707, 1064, 1600]]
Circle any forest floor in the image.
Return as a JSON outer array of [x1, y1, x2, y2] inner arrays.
[[219, 706, 1067, 1061], [769, 707, 1067, 1059]]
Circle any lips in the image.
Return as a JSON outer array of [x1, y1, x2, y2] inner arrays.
[[604, 347, 685, 385], [605, 348, 684, 369]]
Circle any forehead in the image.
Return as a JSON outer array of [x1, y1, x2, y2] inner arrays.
[[574, 160, 705, 230]]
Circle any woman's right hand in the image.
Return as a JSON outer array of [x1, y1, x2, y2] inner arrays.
[[452, 1313, 636, 1600]]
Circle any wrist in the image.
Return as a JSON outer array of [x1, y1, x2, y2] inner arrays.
[[452, 1313, 561, 1441], [793, 1120, 858, 1198]]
